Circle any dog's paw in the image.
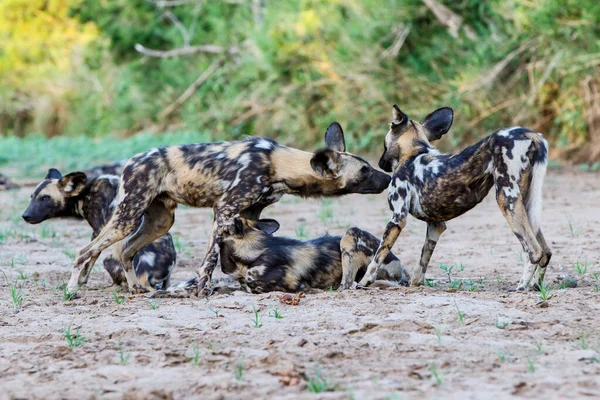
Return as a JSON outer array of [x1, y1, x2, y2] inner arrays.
[[130, 284, 150, 294]]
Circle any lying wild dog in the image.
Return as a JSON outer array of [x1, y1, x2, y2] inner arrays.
[[67, 122, 391, 293], [0, 173, 19, 191], [216, 217, 409, 292], [356, 105, 551, 291], [22, 169, 176, 290], [85, 159, 127, 178]]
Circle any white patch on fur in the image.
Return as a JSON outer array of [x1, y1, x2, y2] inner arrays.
[[356, 238, 368, 249], [408, 188, 425, 217], [413, 156, 427, 181], [139, 252, 156, 267], [144, 148, 159, 159], [413, 155, 443, 182], [508, 126, 526, 133], [216, 153, 226, 159], [249, 265, 267, 277], [527, 139, 548, 232], [230, 153, 252, 188], [388, 188, 409, 221], [255, 139, 273, 150], [63, 181, 74, 193], [499, 139, 532, 202], [497, 129, 510, 137]]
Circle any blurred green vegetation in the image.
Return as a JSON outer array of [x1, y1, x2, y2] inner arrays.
[[0, 131, 211, 178], [1, 0, 600, 159]]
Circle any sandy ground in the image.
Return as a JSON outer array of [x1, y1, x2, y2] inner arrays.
[[0, 168, 599, 399]]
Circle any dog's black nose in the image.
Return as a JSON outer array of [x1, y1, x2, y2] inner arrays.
[[22, 213, 31, 222]]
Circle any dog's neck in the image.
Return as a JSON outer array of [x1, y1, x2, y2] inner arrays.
[[271, 147, 318, 182], [397, 139, 439, 168], [69, 177, 116, 235], [270, 147, 333, 196]]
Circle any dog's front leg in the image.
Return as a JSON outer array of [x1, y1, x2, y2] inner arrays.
[[411, 222, 446, 286], [196, 219, 221, 291], [196, 187, 268, 291], [359, 214, 406, 287]]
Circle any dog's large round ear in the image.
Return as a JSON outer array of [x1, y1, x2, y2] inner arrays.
[[255, 219, 280, 236], [324, 122, 346, 152], [58, 172, 87, 197], [45, 168, 62, 180], [310, 149, 341, 178], [421, 107, 454, 141]]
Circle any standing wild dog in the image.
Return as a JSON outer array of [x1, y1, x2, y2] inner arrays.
[[22, 169, 176, 290], [67, 122, 391, 293], [354, 105, 551, 291], [217, 217, 409, 293]]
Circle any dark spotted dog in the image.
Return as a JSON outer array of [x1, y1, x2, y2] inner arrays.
[[67, 122, 391, 293], [22, 169, 176, 290], [0, 173, 19, 191], [85, 159, 127, 178], [216, 217, 409, 293], [356, 105, 551, 291]]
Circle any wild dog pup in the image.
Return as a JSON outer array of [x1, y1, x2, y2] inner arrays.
[[68, 122, 391, 293], [22, 169, 176, 290], [219, 217, 409, 293], [355, 105, 551, 291]]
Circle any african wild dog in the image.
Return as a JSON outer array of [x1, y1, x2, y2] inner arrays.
[[355, 105, 551, 291], [216, 217, 409, 293], [85, 159, 127, 178], [67, 122, 391, 293], [22, 169, 176, 290]]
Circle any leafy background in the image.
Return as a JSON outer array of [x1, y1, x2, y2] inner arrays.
[[1, 0, 599, 163]]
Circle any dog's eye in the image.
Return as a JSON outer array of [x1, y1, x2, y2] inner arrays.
[[40, 195, 51, 202]]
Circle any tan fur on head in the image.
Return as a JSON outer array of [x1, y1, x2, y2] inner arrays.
[[380, 106, 454, 172], [36, 180, 66, 206]]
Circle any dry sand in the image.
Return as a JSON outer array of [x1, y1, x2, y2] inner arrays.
[[0, 168, 599, 399]]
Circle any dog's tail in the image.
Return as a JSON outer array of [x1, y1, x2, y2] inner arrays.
[[525, 133, 548, 233], [171, 276, 198, 290]]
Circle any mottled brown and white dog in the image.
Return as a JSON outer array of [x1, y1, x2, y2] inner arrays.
[[67, 123, 391, 293], [355, 105, 551, 291], [214, 217, 409, 293], [22, 169, 176, 290]]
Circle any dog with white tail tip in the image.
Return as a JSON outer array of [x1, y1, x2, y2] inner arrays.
[[350, 105, 551, 292]]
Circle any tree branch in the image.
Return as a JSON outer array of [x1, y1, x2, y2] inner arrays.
[[134, 43, 238, 58], [163, 10, 191, 46], [153, 0, 201, 7], [159, 57, 224, 120]]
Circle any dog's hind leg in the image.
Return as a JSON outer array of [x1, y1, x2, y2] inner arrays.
[[114, 199, 176, 293], [529, 229, 552, 289], [339, 228, 372, 290], [524, 145, 552, 289], [494, 134, 548, 290], [411, 222, 446, 286], [359, 213, 407, 287], [495, 189, 544, 291]]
